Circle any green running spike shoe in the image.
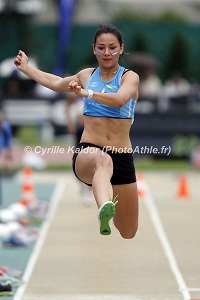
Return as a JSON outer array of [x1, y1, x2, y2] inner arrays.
[[98, 196, 118, 235]]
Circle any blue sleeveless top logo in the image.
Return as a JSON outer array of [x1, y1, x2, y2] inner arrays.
[[83, 66, 137, 120]]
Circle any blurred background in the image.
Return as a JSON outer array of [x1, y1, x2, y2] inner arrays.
[[1, 2, 200, 298], [1, 0, 200, 171]]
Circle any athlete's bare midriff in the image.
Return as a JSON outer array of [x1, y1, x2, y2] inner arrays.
[[81, 115, 133, 150]]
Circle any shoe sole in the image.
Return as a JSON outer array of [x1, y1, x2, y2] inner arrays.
[[99, 202, 116, 235]]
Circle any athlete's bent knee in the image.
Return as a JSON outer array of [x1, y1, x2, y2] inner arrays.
[[119, 225, 138, 240], [96, 153, 113, 170]]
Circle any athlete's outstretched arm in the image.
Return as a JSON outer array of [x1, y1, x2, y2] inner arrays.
[[14, 50, 80, 93]]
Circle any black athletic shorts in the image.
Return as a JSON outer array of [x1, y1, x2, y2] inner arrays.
[[72, 142, 136, 186]]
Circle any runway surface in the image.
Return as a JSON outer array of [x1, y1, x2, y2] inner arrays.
[[12, 170, 200, 300]]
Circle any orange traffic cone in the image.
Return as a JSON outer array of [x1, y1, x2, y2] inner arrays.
[[177, 175, 190, 199], [137, 173, 146, 197], [19, 167, 37, 206]]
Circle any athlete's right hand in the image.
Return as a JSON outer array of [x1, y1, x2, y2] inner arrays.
[[14, 50, 28, 72]]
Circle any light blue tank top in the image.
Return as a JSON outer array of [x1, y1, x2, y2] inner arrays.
[[83, 66, 137, 120]]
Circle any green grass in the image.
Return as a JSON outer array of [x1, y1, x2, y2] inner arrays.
[[134, 158, 195, 171], [25, 158, 196, 172], [4, 158, 197, 184]]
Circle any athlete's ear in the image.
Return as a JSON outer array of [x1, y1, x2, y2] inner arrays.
[[120, 44, 124, 55], [92, 44, 96, 55]]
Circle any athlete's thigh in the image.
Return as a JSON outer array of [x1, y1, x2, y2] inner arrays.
[[113, 182, 138, 233]]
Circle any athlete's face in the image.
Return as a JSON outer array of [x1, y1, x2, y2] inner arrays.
[[93, 33, 124, 67]]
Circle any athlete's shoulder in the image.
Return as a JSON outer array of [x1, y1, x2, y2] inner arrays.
[[77, 68, 96, 86], [121, 69, 139, 82], [78, 67, 96, 77]]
